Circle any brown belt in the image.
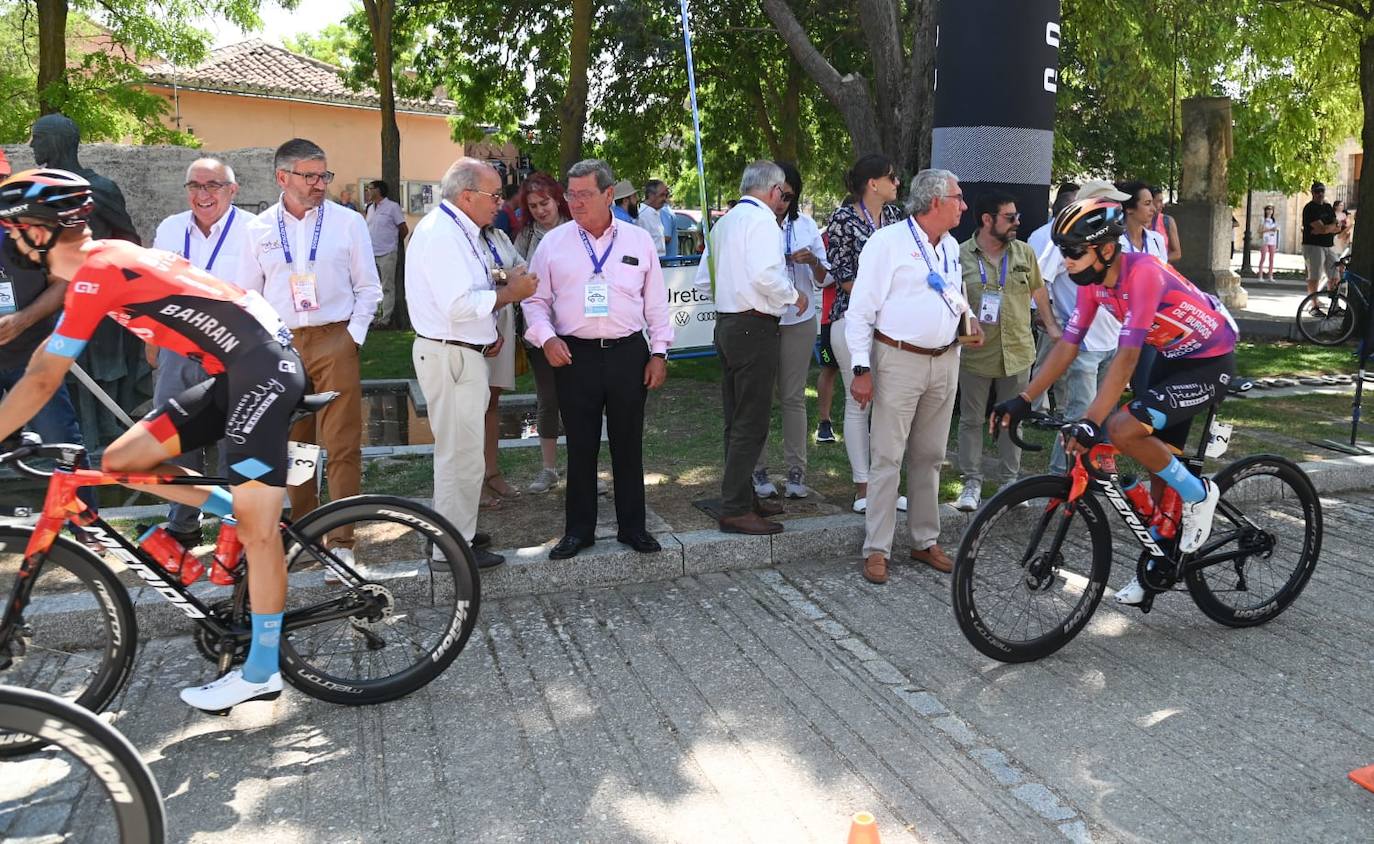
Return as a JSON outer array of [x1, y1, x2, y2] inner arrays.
[[417, 334, 492, 354], [874, 330, 956, 356]]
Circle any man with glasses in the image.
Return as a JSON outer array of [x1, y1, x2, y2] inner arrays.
[[147, 157, 256, 547], [845, 169, 979, 584], [696, 160, 802, 536], [952, 192, 1057, 513], [243, 138, 381, 578]]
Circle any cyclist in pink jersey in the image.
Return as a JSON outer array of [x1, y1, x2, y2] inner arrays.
[[991, 198, 1236, 606]]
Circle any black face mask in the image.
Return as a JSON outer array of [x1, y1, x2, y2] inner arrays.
[[1069, 245, 1116, 286]]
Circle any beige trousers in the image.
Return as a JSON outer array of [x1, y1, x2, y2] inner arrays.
[[412, 338, 489, 544], [863, 341, 959, 558]]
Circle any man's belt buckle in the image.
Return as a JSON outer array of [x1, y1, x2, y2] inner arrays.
[[597, 337, 617, 348]]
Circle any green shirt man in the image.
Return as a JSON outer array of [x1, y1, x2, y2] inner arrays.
[[958, 235, 1055, 378]]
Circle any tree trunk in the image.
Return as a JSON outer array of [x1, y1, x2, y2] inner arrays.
[[905, 0, 937, 171], [1353, 32, 1374, 302], [777, 59, 803, 163], [559, 0, 593, 174], [363, 0, 406, 328], [36, 0, 69, 115]]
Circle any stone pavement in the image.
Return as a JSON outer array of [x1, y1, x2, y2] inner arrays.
[[5, 484, 1374, 842]]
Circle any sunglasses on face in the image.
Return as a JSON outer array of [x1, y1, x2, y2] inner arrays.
[[781, 191, 797, 203], [1059, 243, 1092, 260]]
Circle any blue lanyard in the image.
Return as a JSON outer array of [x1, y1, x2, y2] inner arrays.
[[277, 202, 324, 269], [578, 226, 617, 276], [439, 204, 488, 268], [482, 233, 504, 269], [860, 202, 879, 233], [784, 219, 794, 256], [1125, 231, 1149, 254], [184, 207, 235, 273], [737, 197, 764, 210], [907, 218, 957, 315], [977, 250, 1008, 290]]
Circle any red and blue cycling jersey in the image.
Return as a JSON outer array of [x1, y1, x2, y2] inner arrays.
[[45, 240, 292, 374], [1062, 253, 1238, 359]]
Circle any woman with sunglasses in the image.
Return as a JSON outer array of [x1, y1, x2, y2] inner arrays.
[[825, 154, 904, 514], [752, 162, 830, 500]]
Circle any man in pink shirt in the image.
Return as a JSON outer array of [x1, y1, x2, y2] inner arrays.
[[523, 158, 674, 560]]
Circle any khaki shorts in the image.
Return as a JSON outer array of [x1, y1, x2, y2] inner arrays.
[[1303, 244, 1338, 282]]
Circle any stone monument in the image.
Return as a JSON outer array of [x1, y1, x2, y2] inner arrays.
[[1170, 96, 1247, 309]]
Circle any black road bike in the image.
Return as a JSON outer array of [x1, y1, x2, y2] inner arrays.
[[0, 392, 480, 755], [952, 397, 1322, 662]]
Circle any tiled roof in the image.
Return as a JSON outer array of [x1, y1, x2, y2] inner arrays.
[[145, 39, 452, 114]]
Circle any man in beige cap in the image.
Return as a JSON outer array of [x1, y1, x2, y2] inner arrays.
[[612, 179, 640, 225]]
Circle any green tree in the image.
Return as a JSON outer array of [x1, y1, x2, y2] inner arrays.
[[283, 22, 356, 67]]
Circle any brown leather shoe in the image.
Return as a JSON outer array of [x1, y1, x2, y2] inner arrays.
[[719, 512, 784, 535], [862, 553, 888, 584], [753, 495, 784, 517], [910, 543, 953, 573]]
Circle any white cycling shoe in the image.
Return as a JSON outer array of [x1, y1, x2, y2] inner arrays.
[[180, 669, 282, 714], [1179, 479, 1221, 553], [1114, 575, 1148, 606]]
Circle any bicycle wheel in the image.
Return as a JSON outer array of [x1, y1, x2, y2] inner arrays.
[[1295, 289, 1354, 345], [1185, 455, 1321, 626], [952, 476, 1114, 662], [0, 685, 165, 843], [0, 527, 137, 758], [278, 495, 480, 705]]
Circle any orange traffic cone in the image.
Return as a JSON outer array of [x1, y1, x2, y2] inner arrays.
[[847, 811, 881, 844], [1350, 764, 1374, 794]]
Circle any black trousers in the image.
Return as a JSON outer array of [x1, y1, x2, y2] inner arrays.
[[553, 334, 650, 540], [715, 312, 781, 517]]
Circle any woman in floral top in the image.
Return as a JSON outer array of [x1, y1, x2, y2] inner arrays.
[[826, 153, 903, 514]]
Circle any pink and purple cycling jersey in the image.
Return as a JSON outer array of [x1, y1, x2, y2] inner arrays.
[[1062, 253, 1238, 359]]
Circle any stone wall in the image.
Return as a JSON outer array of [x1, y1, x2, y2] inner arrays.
[[2, 143, 278, 247]]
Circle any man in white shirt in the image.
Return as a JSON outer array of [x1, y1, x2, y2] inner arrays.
[[695, 160, 802, 535], [845, 169, 980, 585], [637, 179, 668, 256], [150, 157, 256, 546], [242, 138, 381, 569], [1031, 179, 1126, 473], [408, 158, 537, 570], [364, 180, 408, 325]]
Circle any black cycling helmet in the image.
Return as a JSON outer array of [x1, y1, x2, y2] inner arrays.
[[1051, 197, 1125, 256], [0, 168, 95, 229], [0, 169, 94, 268]]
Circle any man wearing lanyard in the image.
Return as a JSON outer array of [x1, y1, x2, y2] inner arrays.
[[407, 158, 536, 570], [149, 158, 256, 546], [242, 138, 381, 573], [524, 159, 672, 559], [694, 160, 802, 536], [845, 169, 981, 585], [953, 192, 1057, 513]]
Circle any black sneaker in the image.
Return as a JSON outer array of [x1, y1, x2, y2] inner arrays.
[[815, 420, 837, 443]]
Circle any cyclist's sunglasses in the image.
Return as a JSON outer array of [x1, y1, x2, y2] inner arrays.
[[1058, 242, 1095, 260]]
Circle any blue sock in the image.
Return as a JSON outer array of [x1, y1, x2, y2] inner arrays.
[[242, 611, 283, 682], [202, 486, 234, 518], [1158, 457, 1206, 503]]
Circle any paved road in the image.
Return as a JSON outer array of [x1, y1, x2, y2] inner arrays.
[[4, 489, 1373, 843]]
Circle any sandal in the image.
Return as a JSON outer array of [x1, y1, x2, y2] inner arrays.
[[485, 473, 520, 498]]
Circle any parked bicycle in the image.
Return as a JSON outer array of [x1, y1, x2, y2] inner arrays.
[[1296, 254, 1370, 345], [0, 395, 479, 753], [951, 396, 1322, 662], [0, 684, 165, 842]]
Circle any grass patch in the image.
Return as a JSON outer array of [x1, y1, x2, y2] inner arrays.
[[1233, 341, 1357, 378]]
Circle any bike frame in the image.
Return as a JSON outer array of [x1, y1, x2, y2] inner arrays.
[[1052, 404, 1266, 583], [1, 456, 373, 656]]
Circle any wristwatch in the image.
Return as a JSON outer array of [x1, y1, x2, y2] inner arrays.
[[853, 365, 870, 376], [652, 352, 667, 359]]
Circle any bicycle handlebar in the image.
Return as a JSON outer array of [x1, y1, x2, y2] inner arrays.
[[1001, 411, 1058, 452], [0, 435, 80, 479]]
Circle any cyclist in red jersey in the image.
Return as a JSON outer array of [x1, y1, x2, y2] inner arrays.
[[0, 169, 304, 712], [991, 198, 1236, 606]]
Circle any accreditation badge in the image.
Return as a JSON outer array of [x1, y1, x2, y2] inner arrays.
[[0, 281, 15, 316], [290, 272, 321, 312], [584, 277, 610, 318], [979, 290, 1002, 324]]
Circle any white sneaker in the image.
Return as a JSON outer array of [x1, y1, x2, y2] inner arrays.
[[1114, 575, 1147, 606], [1179, 479, 1221, 553], [753, 469, 778, 498], [784, 467, 808, 499], [323, 547, 369, 584], [897, 495, 908, 513], [527, 467, 560, 494], [179, 669, 282, 713], [852, 495, 905, 514], [954, 482, 981, 512]]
